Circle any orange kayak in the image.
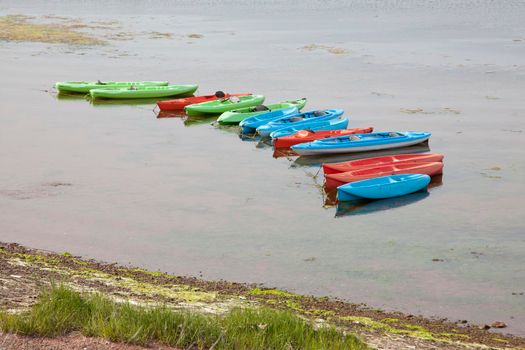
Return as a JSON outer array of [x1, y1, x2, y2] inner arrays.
[[323, 153, 444, 175], [157, 92, 251, 111], [273, 127, 374, 149], [325, 161, 444, 188]]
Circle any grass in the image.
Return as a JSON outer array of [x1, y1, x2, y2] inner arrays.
[[0, 285, 368, 350]]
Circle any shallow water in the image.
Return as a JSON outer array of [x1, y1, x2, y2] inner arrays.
[[1, 0, 525, 335]]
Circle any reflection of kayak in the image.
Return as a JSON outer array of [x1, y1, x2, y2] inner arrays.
[[273, 126, 373, 148], [325, 161, 443, 188], [185, 95, 265, 115], [90, 85, 198, 100], [157, 92, 251, 111], [292, 132, 431, 156], [336, 191, 430, 217], [257, 109, 344, 137], [217, 98, 307, 124], [323, 153, 444, 174], [56, 81, 169, 93], [337, 174, 431, 201]]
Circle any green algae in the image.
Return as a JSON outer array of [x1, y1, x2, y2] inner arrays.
[[0, 15, 107, 45], [248, 288, 296, 298]]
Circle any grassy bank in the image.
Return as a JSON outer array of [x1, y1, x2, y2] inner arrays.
[[0, 285, 367, 350], [1, 242, 524, 349]]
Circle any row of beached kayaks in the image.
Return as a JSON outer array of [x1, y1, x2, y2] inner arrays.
[[55, 81, 445, 204]]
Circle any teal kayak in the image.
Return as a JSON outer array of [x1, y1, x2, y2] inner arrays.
[[217, 98, 307, 125], [337, 174, 431, 201], [56, 81, 169, 93], [89, 85, 198, 100], [185, 95, 265, 116]]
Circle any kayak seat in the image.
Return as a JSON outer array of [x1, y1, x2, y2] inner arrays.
[[215, 91, 226, 98], [313, 110, 327, 116], [290, 116, 304, 122], [350, 135, 361, 141]]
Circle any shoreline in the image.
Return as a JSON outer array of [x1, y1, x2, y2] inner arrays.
[[1, 241, 524, 349]]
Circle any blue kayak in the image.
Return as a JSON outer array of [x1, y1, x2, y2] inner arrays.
[[269, 118, 349, 139], [337, 174, 431, 201], [291, 131, 431, 156], [239, 107, 299, 134], [257, 109, 344, 137]]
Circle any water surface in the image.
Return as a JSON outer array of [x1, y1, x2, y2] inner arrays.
[[1, 0, 524, 335]]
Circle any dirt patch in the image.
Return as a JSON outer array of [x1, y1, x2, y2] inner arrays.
[[1, 242, 524, 349], [0, 332, 179, 350]]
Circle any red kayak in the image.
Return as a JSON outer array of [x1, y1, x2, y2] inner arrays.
[[273, 127, 374, 149], [325, 161, 444, 188], [323, 153, 444, 175], [157, 91, 251, 111]]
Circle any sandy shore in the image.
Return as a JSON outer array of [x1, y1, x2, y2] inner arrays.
[[1, 242, 524, 350]]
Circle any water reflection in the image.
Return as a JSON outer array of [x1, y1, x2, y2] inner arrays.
[[156, 110, 187, 118], [335, 190, 430, 217], [90, 98, 165, 107]]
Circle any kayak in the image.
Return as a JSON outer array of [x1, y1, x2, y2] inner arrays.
[[257, 109, 344, 137], [337, 174, 431, 201], [273, 126, 374, 149], [292, 131, 431, 156], [157, 92, 252, 111], [90, 84, 198, 100], [325, 161, 443, 188], [185, 95, 265, 115], [240, 107, 301, 134], [269, 117, 358, 140], [56, 81, 169, 93], [323, 153, 444, 174], [217, 98, 307, 124], [269, 118, 351, 139]]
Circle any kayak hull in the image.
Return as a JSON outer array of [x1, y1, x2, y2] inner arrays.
[[90, 84, 198, 99], [56, 81, 169, 93], [323, 153, 444, 174], [269, 118, 352, 139], [325, 161, 443, 188], [185, 95, 265, 115], [157, 93, 251, 111], [240, 107, 300, 134], [257, 109, 344, 137], [273, 126, 373, 148], [217, 98, 307, 124], [292, 132, 430, 156], [337, 174, 431, 201]]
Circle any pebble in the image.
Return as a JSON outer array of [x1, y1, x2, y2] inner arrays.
[[479, 324, 491, 330]]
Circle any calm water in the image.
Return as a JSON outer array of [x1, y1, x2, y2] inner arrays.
[[1, 0, 524, 335]]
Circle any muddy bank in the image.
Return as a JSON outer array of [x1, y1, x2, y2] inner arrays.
[[1, 242, 524, 349]]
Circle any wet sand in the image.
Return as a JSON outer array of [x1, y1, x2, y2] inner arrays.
[[1, 0, 524, 336]]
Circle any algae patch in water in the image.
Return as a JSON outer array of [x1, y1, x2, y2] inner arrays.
[[0, 15, 107, 45], [302, 43, 348, 55]]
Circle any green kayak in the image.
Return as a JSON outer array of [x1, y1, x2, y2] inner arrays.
[[217, 98, 307, 125], [55, 81, 169, 93], [89, 84, 198, 100], [185, 95, 265, 116]]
